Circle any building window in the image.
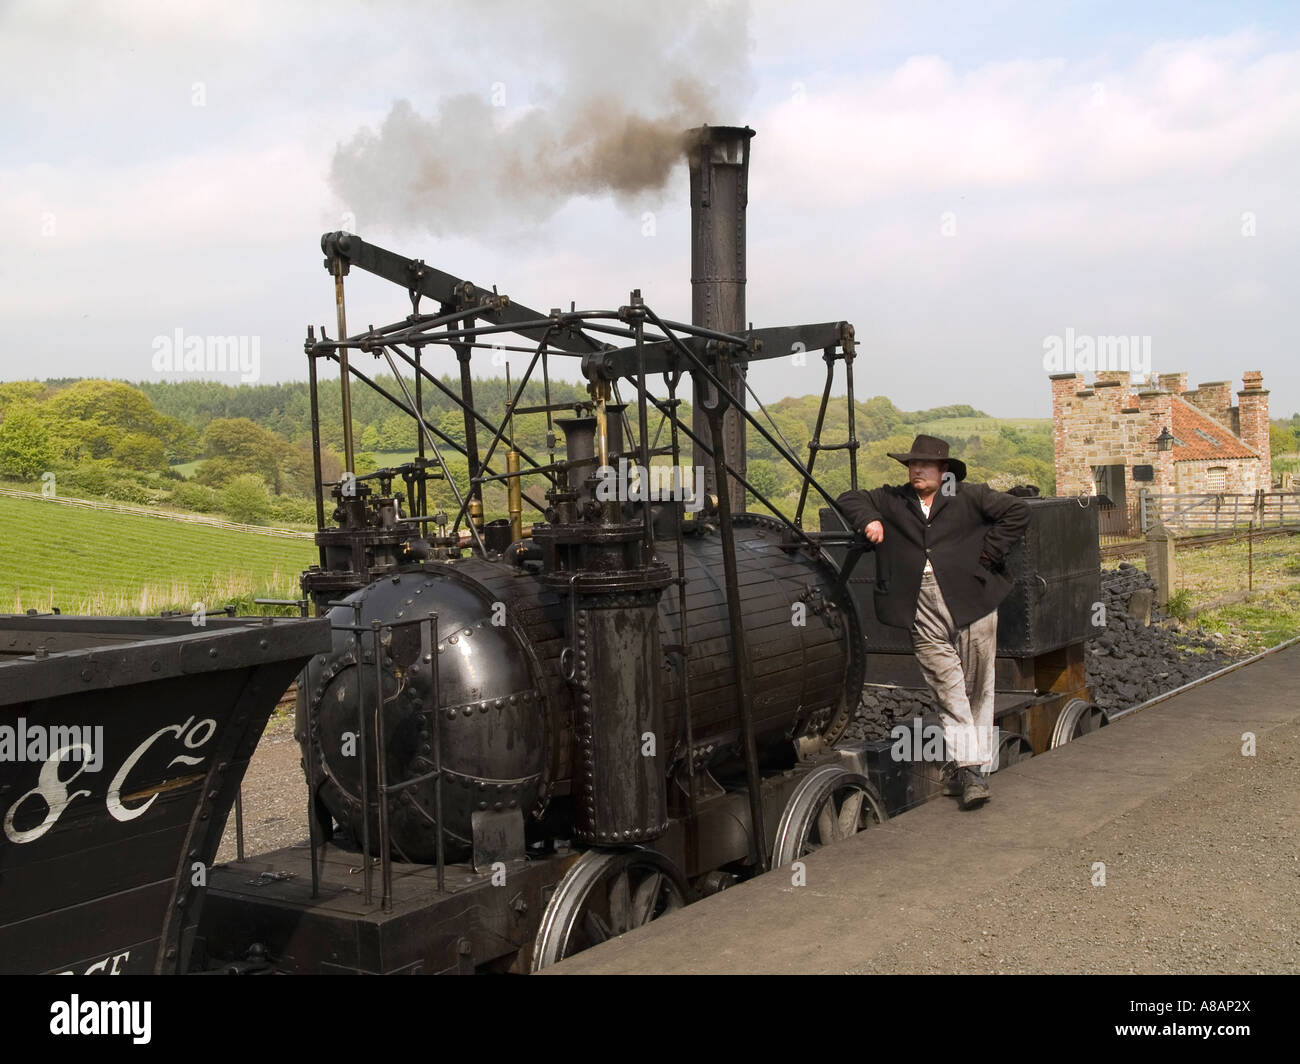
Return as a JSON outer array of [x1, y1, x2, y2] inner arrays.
[[1207, 467, 1227, 491]]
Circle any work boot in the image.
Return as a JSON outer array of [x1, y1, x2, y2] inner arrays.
[[960, 767, 991, 809], [941, 761, 962, 797]]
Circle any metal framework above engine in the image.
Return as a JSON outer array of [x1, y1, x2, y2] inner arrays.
[[307, 229, 862, 554], [297, 224, 869, 884]]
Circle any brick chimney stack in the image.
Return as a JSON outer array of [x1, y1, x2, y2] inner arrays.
[[1049, 373, 1081, 493], [1237, 370, 1271, 483], [1157, 372, 1188, 394], [1189, 380, 1234, 429]]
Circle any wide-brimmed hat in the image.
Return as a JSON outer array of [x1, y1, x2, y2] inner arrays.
[[887, 434, 966, 481]]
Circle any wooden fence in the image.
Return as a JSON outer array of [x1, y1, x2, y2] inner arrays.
[[1139, 490, 1300, 535], [1097, 500, 1142, 545]]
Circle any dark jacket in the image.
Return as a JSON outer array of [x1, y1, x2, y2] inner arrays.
[[836, 481, 1031, 631]]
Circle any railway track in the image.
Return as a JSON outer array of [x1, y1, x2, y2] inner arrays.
[[1099, 523, 1298, 560]]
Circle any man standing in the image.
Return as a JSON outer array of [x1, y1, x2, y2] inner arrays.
[[837, 435, 1030, 809]]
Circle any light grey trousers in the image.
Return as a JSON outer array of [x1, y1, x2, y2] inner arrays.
[[910, 570, 998, 770]]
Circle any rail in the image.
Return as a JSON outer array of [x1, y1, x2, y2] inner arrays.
[[224, 597, 447, 913], [306, 609, 444, 910], [1107, 633, 1300, 723]]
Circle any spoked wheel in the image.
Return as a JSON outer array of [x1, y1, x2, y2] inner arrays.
[[1050, 699, 1109, 748], [771, 765, 887, 868], [995, 731, 1035, 770], [530, 848, 690, 971]]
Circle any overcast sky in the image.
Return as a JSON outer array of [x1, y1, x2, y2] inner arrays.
[[2, 0, 1297, 418]]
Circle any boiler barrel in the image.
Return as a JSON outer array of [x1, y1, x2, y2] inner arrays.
[[657, 516, 858, 768]]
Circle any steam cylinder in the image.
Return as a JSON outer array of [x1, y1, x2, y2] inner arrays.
[[569, 588, 669, 845]]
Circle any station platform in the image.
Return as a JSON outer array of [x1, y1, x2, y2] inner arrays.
[[549, 643, 1300, 974]]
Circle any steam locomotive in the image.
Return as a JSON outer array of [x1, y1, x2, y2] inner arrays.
[[190, 126, 1101, 974], [0, 123, 1102, 976]]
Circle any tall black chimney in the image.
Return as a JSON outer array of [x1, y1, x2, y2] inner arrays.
[[687, 125, 753, 514]]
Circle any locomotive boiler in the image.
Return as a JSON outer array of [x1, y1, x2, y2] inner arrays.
[[299, 411, 863, 867]]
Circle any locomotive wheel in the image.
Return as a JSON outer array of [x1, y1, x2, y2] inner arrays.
[[771, 765, 887, 868], [1050, 699, 1109, 749], [995, 731, 1034, 770], [530, 849, 690, 971]]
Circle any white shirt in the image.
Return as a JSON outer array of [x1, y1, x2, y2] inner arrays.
[[919, 496, 933, 574]]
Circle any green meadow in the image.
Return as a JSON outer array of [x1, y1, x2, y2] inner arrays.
[[1, 495, 317, 616]]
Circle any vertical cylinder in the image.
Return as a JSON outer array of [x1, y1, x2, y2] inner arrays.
[[456, 334, 481, 506], [688, 125, 754, 515], [573, 594, 668, 844], [333, 261, 356, 474], [507, 449, 523, 544], [556, 410, 625, 506]]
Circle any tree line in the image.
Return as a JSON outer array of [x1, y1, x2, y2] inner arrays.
[[0, 375, 1061, 525]]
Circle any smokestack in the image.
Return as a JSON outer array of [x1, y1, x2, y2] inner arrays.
[[688, 125, 754, 514]]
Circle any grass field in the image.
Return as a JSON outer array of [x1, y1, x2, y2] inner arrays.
[[1, 495, 317, 615], [1195, 588, 1300, 653], [1127, 532, 1300, 653]]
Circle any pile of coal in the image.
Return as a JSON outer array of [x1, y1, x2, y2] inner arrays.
[[840, 564, 1238, 743], [1085, 562, 1235, 714], [843, 685, 933, 744]]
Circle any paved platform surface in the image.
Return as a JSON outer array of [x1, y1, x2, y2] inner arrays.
[[551, 644, 1300, 974]]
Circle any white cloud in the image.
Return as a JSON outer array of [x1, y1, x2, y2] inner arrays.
[[759, 32, 1300, 203], [0, 5, 1296, 418]]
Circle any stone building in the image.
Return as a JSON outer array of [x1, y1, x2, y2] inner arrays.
[[1050, 370, 1270, 511]]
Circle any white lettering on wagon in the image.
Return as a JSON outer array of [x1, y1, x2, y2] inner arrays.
[[3, 716, 217, 844], [57, 949, 131, 975], [3, 743, 94, 844], [106, 716, 215, 822]]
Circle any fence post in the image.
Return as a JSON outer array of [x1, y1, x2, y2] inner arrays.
[[1145, 520, 1177, 608], [1139, 487, 1149, 535], [1248, 520, 1254, 590]]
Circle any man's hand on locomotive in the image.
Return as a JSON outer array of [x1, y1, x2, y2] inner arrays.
[[863, 520, 884, 544]]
